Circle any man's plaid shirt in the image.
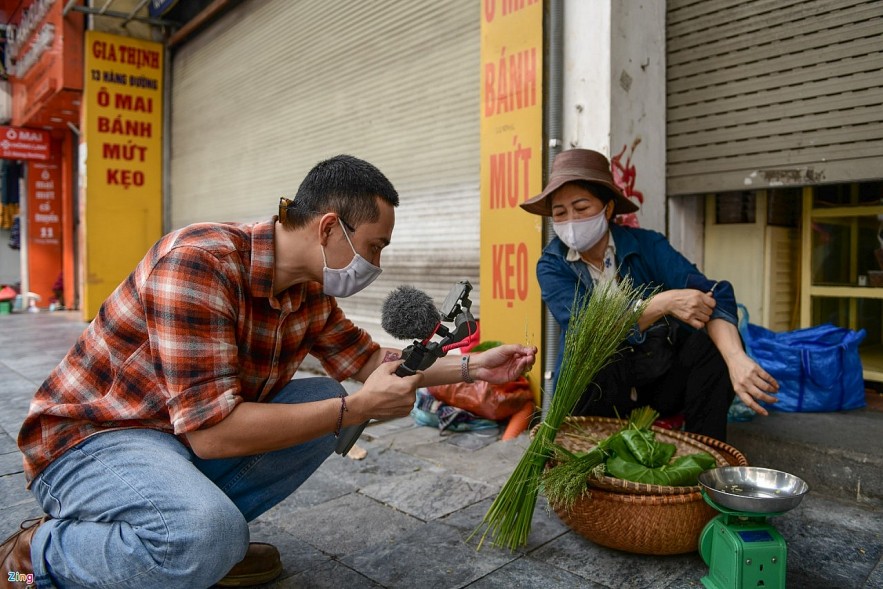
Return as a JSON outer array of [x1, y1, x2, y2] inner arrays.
[[18, 220, 379, 483]]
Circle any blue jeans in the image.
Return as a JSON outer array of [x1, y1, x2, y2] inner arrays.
[[28, 377, 345, 589]]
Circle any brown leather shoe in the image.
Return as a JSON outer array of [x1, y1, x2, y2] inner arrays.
[[0, 516, 49, 588], [215, 542, 282, 587]]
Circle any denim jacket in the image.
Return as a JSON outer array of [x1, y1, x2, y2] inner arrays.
[[537, 223, 738, 393]]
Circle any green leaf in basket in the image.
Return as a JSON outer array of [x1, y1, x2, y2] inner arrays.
[[606, 451, 717, 486], [619, 429, 676, 468]]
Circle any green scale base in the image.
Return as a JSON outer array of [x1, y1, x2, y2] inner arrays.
[[699, 504, 788, 589]]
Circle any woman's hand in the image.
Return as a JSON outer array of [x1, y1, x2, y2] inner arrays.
[[471, 344, 537, 384], [706, 318, 779, 416], [726, 352, 779, 416], [652, 289, 716, 329]]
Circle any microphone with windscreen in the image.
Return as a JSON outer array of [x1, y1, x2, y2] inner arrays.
[[335, 281, 477, 455], [381, 285, 442, 377], [381, 285, 440, 339]]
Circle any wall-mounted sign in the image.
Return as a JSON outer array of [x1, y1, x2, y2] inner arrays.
[[8, 0, 83, 130], [27, 146, 63, 305], [28, 160, 61, 246], [81, 30, 163, 318], [0, 125, 50, 160], [479, 0, 544, 402]]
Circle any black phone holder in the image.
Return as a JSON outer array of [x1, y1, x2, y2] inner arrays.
[[335, 281, 477, 455]]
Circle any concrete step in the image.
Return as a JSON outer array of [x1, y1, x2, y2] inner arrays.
[[728, 408, 883, 508]]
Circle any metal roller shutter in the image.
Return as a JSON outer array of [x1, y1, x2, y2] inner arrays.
[[666, 0, 883, 195], [170, 0, 480, 347]]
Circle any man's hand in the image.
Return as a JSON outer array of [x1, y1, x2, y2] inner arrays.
[[351, 359, 424, 420], [471, 344, 537, 383], [727, 352, 779, 416]]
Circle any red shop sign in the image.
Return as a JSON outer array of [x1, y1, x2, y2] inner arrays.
[[0, 125, 50, 160]]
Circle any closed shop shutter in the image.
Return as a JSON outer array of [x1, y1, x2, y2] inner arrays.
[[170, 0, 479, 347], [666, 0, 883, 195]]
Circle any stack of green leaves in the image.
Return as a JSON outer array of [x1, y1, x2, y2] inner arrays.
[[605, 430, 715, 486], [471, 278, 648, 551]]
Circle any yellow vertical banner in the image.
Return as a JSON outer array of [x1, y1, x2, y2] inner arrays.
[[479, 0, 544, 403], [82, 31, 163, 319]]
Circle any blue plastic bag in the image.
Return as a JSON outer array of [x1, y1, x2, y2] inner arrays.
[[737, 305, 866, 412]]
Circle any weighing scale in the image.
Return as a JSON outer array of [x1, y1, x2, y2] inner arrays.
[[697, 467, 809, 589]]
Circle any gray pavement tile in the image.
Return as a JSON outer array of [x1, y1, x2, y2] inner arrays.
[[365, 420, 446, 450], [0, 409, 28, 437], [865, 560, 883, 589], [245, 518, 329, 581], [784, 492, 883, 536], [663, 576, 716, 589], [0, 368, 40, 394], [0, 501, 44, 537], [439, 496, 570, 554], [442, 428, 503, 451], [465, 555, 607, 589], [318, 443, 440, 489], [257, 468, 360, 517], [0, 342, 67, 364], [275, 560, 382, 588], [0, 449, 23, 476], [341, 520, 517, 589], [404, 432, 531, 487], [266, 492, 424, 558], [776, 508, 883, 589], [529, 532, 703, 589], [358, 416, 417, 438], [0, 431, 18, 454], [0, 473, 33, 510], [359, 469, 497, 521], [4, 358, 58, 384]]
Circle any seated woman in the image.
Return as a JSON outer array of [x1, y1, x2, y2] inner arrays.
[[520, 148, 778, 441]]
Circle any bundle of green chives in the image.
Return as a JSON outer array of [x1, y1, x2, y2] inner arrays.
[[471, 277, 648, 551]]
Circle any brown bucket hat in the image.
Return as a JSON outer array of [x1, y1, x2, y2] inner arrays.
[[520, 149, 639, 216]]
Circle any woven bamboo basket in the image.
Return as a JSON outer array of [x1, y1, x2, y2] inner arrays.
[[550, 416, 738, 496], [542, 416, 749, 555]]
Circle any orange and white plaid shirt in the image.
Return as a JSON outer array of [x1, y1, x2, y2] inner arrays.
[[18, 219, 379, 483]]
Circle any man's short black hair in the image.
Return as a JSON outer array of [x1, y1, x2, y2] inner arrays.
[[280, 155, 399, 230]]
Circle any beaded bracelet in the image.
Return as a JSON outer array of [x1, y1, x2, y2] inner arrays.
[[461, 355, 474, 383], [334, 394, 348, 437]]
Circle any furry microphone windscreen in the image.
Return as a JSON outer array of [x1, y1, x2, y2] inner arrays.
[[380, 285, 441, 340]]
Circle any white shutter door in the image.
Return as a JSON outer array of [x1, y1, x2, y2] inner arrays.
[[170, 0, 480, 347], [667, 0, 883, 195]]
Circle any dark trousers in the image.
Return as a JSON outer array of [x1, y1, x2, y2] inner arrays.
[[572, 329, 735, 441]]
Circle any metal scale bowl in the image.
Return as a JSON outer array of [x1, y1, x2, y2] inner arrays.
[[697, 467, 809, 589]]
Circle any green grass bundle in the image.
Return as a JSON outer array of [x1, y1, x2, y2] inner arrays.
[[471, 278, 648, 551]]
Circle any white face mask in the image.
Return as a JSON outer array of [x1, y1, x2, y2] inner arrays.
[[553, 209, 609, 252], [322, 218, 382, 297]]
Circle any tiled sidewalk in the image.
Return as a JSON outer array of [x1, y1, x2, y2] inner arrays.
[[1, 311, 880, 588]]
